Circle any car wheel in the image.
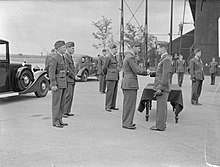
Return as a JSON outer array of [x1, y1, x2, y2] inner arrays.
[[34, 76, 49, 97], [81, 70, 88, 82], [17, 69, 34, 91]]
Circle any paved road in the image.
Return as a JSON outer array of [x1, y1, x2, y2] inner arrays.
[[0, 74, 220, 167]]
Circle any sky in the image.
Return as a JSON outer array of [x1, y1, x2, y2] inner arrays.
[[0, 0, 194, 56]]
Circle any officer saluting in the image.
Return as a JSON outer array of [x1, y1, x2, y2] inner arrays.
[[49, 40, 68, 128]]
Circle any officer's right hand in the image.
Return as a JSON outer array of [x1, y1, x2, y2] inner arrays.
[[51, 86, 58, 92], [192, 78, 196, 82]]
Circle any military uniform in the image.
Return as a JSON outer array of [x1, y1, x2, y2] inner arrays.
[[64, 52, 76, 115], [176, 59, 186, 87], [103, 53, 120, 110], [209, 61, 218, 85], [189, 57, 204, 104], [49, 52, 68, 126], [121, 51, 146, 128], [97, 55, 106, 93], [169, 60, 176, 84], [153, 53, 172, 131]]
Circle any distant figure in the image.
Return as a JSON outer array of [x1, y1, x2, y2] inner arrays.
[[209, 57, 218, 85], [169, 56, 176, 84], [189, 48, 204, 106], [97, 49, 107, 94], [44, 49, 55, 74], [103, 44, 120, 112], [176, 54, 186, 87], [150, 41, 172, 131]]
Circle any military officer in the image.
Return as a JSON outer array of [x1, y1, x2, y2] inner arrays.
[[121, 41, 147, 130], [49, 40, 68, 128], [189, 48, 204, 105], [103, 44, 120, 112], [97, 49, 107, 94], [150, 41, 172, 131], [176, 54, 186, 87], [63, 42, 76, 117]]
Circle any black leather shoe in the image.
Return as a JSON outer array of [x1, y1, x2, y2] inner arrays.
[[106, 109, 112, 112], [63, 114, 68, 118], [53, 123, 64, 128], [110, 107, 119, 110], [122, 126, 136, 130], [59, 120, 68, 126], [66, 113, 74, 116], [150, 126, 164, 131]]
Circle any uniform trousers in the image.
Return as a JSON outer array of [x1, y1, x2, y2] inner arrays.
[[64, 82, 75, 114], [191, 80, 203, 103], [105, 80, 118, 110], [122, 89, 137, 127], [156, 92, 169, 130], [177, 72, 184, 87], [210, 73, 216, 85], [52, 88, 67, 125], [99, 74, 106, 93]]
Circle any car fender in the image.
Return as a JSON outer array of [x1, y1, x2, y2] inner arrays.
[[19, 70, 48, 94], [77, 67, 88, 76], [16, 66, 34, 81]]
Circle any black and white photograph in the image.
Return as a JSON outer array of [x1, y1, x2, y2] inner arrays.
[[0, 0, 220, 166]]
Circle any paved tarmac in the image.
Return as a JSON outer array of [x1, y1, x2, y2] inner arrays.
[[0, 74, 220, 167]]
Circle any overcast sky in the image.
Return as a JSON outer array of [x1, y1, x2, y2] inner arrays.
[[0, 0, 194, 56]]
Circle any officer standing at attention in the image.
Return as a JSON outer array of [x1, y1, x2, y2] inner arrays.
[[189, 48, 204, 105], [121, 41, 147, 130], [63, 42, 76, 117], [150, 41, 172, 131], [103, 44, 120, 112], [97, 49, 107, 94], [49, 40, 68, 128]]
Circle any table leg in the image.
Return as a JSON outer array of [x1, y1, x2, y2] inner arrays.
[[145, 101, 149, 121]]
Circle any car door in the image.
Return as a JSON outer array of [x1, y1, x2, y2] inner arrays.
[[0, 42, 10, 92]]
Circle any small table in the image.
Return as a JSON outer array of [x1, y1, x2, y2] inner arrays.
[[138, 83, 183, 123]]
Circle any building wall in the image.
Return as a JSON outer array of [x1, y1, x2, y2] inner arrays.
[[194, 0, 220, 75]]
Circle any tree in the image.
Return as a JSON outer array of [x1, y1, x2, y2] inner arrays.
[[92, 16, 113, 49], [124, 23, 157, 67]]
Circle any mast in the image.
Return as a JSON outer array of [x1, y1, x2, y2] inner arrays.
[[169, 0, 174, 55]]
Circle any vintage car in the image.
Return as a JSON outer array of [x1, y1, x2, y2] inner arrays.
[[73, 54, 98, 82], [0, 39, 49, 98]]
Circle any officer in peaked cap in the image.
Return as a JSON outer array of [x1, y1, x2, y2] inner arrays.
[[49, 40, 68, 128], [150, 40, 172, 131], [121, 40, 147, 130], [63, 41, 76, 117]]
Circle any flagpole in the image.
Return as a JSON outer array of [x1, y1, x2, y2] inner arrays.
[[169, 0, 174, 55], [144, 0, 148, 69], [119, 0, 124, 67]]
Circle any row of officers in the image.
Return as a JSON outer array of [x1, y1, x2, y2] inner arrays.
[[47, 40, 218, 131]]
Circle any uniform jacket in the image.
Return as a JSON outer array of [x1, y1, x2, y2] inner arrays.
[[153, 53, 172, 92], [49, 52, 68, 88], [65, 52, 76, 84], [103, 53, 119, 81], [170, 60, 176, 74], [121, 51, 145, 90], [209, 62, 218, 74], [176, 59, 186, 73], [97, 56, 106, 75], [189, 57, 204, 80]]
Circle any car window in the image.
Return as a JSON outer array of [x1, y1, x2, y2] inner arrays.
[[0, 44, 6, 61]]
